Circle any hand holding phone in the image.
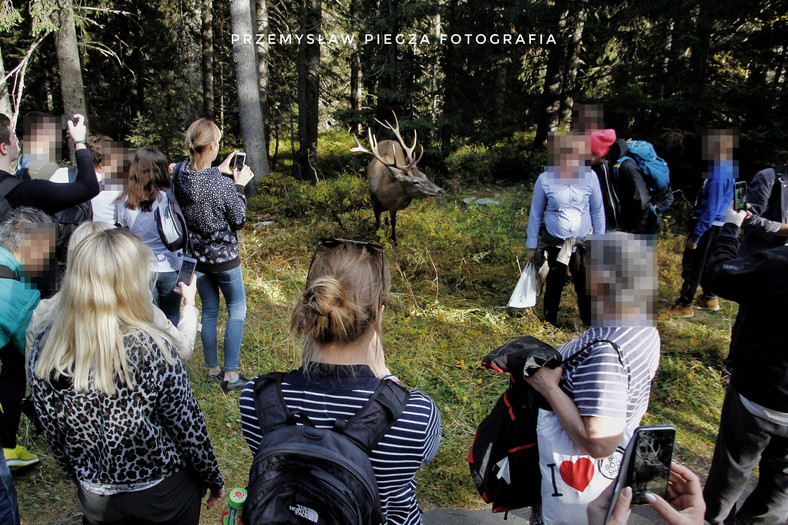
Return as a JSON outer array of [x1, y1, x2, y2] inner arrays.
[[175, 257, 197, 306], [603, 425, 676, 524], [734, 181, 747, 211], [233, 152, 246, 172]]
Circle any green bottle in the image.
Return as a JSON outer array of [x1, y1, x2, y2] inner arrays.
[[221, 487, 247, 525]]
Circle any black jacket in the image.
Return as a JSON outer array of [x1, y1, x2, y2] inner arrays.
[[609, 139, 654, 234], [707, 223, 788, 412], [1, 148, 99, 216], [591, 159, 621, 231], [739, 166, 788, 257]]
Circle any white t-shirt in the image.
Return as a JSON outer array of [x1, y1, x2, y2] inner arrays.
[[50, 167, 122, 224]]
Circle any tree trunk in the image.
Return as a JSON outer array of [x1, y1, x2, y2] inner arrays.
[[533, 1, 569, 148], [440, 0, 458, 156], [202, 0, 215, 119], [56, 0, 87, 163], [295, 0, 321, 181], [558, 8, 584, 128], [256, 0, 270, 138], [376, 0, 399, 121], [175, 0, 203, 124], [349, 0, 362, 134], [0, 43, 11, 116], [230, 0, 270, 192]]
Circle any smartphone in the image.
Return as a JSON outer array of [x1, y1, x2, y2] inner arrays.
[[61, 114, 77, 131], [234, 152, 246, 172], [177, 257, 197, 288], [734, 180, 747, 211], [604, 425, 676, 523]]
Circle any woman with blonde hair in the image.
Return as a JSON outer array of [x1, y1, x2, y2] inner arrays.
[[239, 239, 442, 525], [28, 228, 224, 525], [115, 147, 185, 325], [173, 118, 254, 391], [26, 220, 199, 361]]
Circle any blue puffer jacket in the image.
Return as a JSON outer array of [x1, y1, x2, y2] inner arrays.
[[0, 246, 40, 355]]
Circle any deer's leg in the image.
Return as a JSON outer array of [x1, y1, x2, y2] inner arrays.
[[373, 206, 382, 231], [390, 210, 398, 245]]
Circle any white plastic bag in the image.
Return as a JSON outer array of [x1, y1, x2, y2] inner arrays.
[[508, 262, 537, 308]]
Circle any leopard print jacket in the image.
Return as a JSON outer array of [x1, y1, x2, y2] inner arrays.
[[28, 331, 224, 492]]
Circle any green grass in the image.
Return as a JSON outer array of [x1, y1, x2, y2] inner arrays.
[[15, 179, 731, 524]]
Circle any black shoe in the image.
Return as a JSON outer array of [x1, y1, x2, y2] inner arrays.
[[221, 374, 249, 393], [207, 369, 223, 382]]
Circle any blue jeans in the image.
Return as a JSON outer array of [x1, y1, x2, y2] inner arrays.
[[155, 271, 181, 326], [0, 453, 19, 525], [196, 265, 246, 372]]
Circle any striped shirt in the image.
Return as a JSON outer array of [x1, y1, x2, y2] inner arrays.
[[240, 365, 442, 525], [557, 326, 660, 431]]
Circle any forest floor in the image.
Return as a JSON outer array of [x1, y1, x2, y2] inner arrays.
[[16, 180, 732, 524]]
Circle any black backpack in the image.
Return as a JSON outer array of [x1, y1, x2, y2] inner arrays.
[[244, 372, 409, 525], [0, 175, 22, 221], [468, 337, 619, 516], [54, 166, 93, 264]]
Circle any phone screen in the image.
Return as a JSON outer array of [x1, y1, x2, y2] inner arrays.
[[604, 425, 676, 523], [234, 152, 246, 171], [625, 426, 676, 505], [177, 257, 197, 288], [734, 181, 747, 211]]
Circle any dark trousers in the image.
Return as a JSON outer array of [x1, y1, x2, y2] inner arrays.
[[703, 386, 788, 525], [543, 246, 590, 327], [0, 453, 19, 525], [0, 345, 26, 449], [678, 223, 720, 305], [79, 469, 202, 525]]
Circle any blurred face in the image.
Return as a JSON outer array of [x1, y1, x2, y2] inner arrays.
[[550, 133, 588, 180], [24, 118, 59, 159], [17, 223, 56, 276]]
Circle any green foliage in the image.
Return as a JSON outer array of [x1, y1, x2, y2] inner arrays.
[[249, 170, 369, 220], [443, 132, 547, 185], [0, 0, 22, 31]]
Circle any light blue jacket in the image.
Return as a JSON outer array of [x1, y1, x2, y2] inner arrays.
[[0, 246, 40, 355], [526, 168, 606, 249]]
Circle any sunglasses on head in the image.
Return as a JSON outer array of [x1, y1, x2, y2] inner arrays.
[[306, 238, 385, 288]]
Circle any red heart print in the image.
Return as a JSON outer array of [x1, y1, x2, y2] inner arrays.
[[559, 457, 595, 492]]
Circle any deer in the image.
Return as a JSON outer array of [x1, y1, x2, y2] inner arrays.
[[351, 113, 445, 244]]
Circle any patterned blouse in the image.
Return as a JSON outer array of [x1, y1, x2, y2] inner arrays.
[[172, 160, 247, 272], [28, 331, 224, 495]]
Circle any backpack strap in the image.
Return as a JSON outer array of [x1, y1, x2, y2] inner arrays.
[[253, 371, 410, 455], [334, 379, 410, 454], [0, 175, 22, 199], [0, 264, 19, 280], [562, 338, 621, 369], [253, 372, 297, 434]]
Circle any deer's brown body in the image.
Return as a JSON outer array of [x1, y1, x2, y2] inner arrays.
[[352, 115, 444, 243]]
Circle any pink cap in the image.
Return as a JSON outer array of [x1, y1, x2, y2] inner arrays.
[[590, 129, 617, 157]]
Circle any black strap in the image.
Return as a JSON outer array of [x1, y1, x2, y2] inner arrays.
[[336, 378, 409, 452], [0, 175, 22, 199], [253, 371, 410, 454], [253, 372, 296, 434], [0, 264, 19, 280], [562, 338, 622, 369]]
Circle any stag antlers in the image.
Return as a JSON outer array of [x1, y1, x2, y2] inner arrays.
[[350, 112, 424, 169]]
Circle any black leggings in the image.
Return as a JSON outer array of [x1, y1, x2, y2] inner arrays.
[[543, 246, 590, 327], [0, 344, 26, 449]]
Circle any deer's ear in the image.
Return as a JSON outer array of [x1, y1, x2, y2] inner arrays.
[[387, 166, 410, 181]]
